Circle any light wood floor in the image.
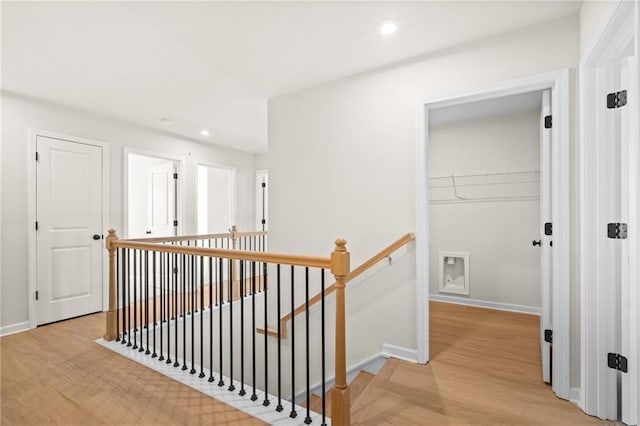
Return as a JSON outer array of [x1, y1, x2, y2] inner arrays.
[[351, 302, 611, 425], [0, 312, 264, 425], [1, 302, 615, 425]]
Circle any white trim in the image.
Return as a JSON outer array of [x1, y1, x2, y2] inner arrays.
[[123, 147, 185, 238], [27, 129, 110, 326], [580, 1, 638, 421], [381, 343, 418, 363], [570, 387, 581, 406], [296, 352, 386, 404], [429, 294, 541, 316], [0, 321, 31, 337], [416, 68, 572, 399]]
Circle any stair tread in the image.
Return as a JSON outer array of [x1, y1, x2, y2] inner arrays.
[[307, 370, 377, 416]]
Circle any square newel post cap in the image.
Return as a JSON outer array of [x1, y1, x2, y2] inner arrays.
[[106, 229, 118, 251], [331, 239, 350, 278]]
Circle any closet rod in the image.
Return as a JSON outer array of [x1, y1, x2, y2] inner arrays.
[[429, 170, 540, 180]]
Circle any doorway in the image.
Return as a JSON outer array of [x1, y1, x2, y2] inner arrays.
[[416, 69, 572, 400], [28, 131, 109, 326], [126, 152, 180, 239], [196, 163, 236, 235]]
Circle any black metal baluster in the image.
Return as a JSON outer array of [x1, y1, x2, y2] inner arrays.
[[321, 269, 326, 426], [209, 256, 215, 383], [120, 248, 126, 344], [190, 255, 196, 374], [251, 261, 257, 402], [199, 256, 205, 378], [276, 264, 283, 412], [218, 257, 225, 387], [133, 250, 138, 350], [166, 252, 173, 365], [263, 262, 270, 406], [290, 265, 297, 418], [139, 250, 144, 353], [116, 248, 120, 342], [173, 253, 180, 368], [145, 251, 150, 355], [152, 251, 157, 358], [182, 254, 188, 371], [159, 252, 165, 362], [126, 248, 131, 346], [228, 259, 235, 391], [239, 260, 246, 396], [304, 267, 311, 424]]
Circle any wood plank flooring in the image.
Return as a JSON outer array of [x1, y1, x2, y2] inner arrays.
[[0, 312, 264, 425], [351, 302, 612, 425]]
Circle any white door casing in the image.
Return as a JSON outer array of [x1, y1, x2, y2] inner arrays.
[[416, 69, 572, 401], [539, 89, 553, 384], [256, 169, 268, 232], [35, 135, 104, 325]]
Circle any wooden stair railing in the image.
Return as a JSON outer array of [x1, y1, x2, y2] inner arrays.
[[257, 233, 415, 338], [104, 228, 353, 426]]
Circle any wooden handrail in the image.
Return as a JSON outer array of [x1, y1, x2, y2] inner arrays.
[[111, 239, 331, 269], [126, 230, 267, 243], [258, 233, 415, 337]]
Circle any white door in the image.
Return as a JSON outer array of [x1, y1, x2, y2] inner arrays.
[[197, 165, 235, 234], [36, 136, 103, 325], [539, 89, 552, 384], [600, 56, 636, 424], [148, 162, 176, 237]]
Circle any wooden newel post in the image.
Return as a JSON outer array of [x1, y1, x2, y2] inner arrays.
[[331, 239, 351, 426], [104, 229, 118, 341]]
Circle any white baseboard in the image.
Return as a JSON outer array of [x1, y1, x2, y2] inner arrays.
[[296, 352, 386, 403], [570, 387, 580, 405], [0, 321, 31, 337], [429, 294, 541, 316], [381, 343, 418, 363]]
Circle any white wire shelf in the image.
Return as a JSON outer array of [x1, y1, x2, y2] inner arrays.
[[428, 170, 540, 204]]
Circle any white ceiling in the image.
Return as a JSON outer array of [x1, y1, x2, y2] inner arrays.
[[1, 2, 581, 153]]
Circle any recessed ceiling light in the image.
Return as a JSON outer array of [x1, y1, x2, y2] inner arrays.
[[378, 19, 398, 36], [200, 129, 210, 137]]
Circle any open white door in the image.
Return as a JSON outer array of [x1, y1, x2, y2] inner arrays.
[[36, 136, 103, 325], [539, 89, 553, 384], [599, 56, 637, 424], [148, 162, 177, 237]]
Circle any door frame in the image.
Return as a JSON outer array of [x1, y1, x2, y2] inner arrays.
[[415, 69, 572, 400], [255, 169, 268, 232], [27, 129, 110, 328], [123, 147, 184, 238], [195, 161, 238, 234], [580, 1, 638, 422]]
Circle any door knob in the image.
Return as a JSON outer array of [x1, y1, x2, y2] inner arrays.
[[532, 240, 541, 247], [93, 234, 101, 240], [146, 230, 152, 235]]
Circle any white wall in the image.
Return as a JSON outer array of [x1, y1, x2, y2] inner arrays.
[[0, 92, 257, 329], [429, 110, 540, 308], [267, 16, 578, 378], [580, 1, 621, 60]]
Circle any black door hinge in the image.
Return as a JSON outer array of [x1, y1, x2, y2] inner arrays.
[[261, 182, 266, 188], [35, 152, 40, 162], [608, 353, 628, 373], [261, 219, 266, 225], [173, 173, 178, 180], [35, 221, 39, 231], [544, 329, 553, 343], [544, 115, 552, 129], [173, 220, 178, 227], [607, 223, 627, 239], [607, 90, 627, 109], [544, 222, 552, 236], [35, 291, 39, 301]]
